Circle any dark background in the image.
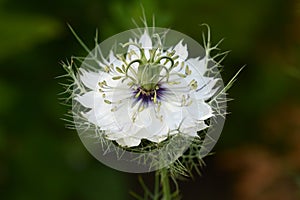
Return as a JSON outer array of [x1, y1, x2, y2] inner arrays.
[[0, 0, 299, 199]]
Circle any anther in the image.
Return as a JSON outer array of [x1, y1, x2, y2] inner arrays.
[[185, 65, 192, 75], [189, 79, 198, 90], [104, 99, 112, 104]]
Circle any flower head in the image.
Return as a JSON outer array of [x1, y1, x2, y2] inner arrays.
[[74, 28, 220, 147]]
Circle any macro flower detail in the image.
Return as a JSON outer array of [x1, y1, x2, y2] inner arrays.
[[74, 29, 220, 147]]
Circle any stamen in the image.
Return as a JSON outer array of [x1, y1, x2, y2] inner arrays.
[[181, 95, 186, 106], [168, 81, 181, 85], [111, 106, 118, 112], [152, 90, 157, 103], [104, 66, 110, 73], [135, 90, 142, 98], [155, 101, 162, 112], [185, 65, 192, 75], [138, 105, 145, 112], [132, 111, 137, 122], [179, 62, 185, 71], [175, 73, 187, 78], [112, 76, 122, 80], [98, 80, 107, 87], [189, 79, 198, 90], [115, 67, 124, 74], [104, 99, 112, 104]]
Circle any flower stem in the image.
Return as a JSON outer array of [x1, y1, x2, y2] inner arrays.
[[153, 171, 160, 200], [160, 168, 171, 200]]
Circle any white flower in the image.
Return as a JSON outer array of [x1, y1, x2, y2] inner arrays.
[[75, 30, 219, 147]]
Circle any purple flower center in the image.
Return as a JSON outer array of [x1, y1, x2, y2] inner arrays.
[[133, 85, 166, 106]]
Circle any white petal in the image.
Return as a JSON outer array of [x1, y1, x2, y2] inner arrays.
[[146, 122, 169, 143], [196, 121, 209, 131], [186, 57, 207, 75], [103, 85, 133, 103], [161, 102, 183, 130], [109, 50, 123, 67], [147, 135, 168, 143], [81, 100, 113, 128], [179, 116, 197, 134], [139, 31, 152, 49], [134, 108, 152, 128], [173, 56, 219, 100], [81, 110, 98, 125], [75, 91, 100, 108], [173, 40, 188, 60], [105, 131, 131, 140], [176, 59, 216, 92], [116, 137, 141, 147], [101, 99, 143, 138], [174, 61, 219, 100], [76, 90, 119, 129], [181, 120, 208, 137], [139, 31, 152, 60], [81, 106, 114, 130], [127, 127, 147, 138], [127, 38, 140, 61], [193, 78, 219, 100], [79, 68, 100, 90], [113, 99, 136, 128], [186, 100, 213, 121], [104, 118, 142, 139], [146, 117, 166, 137], [161, 78, 190, 95], [129, 108, 169, 142], [196, 101, 213, 120], [96, 111, 117, 129]]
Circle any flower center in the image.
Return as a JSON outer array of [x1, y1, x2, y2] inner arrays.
[[134, 84, 165, 105]]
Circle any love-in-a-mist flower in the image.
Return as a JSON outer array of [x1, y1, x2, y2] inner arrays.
[[74, 28, 220, 147], [62, 24, 240, 199]]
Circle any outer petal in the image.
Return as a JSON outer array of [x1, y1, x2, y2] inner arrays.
[[79, 68, 100, 90], [80, 96, 113, 128], [147, 135, 168, 143], [81, 109, 98, 125], [105, 128, 135, 140], [109, 50, 123, 67], [127, 38, 140, 61], [145, 109, 167, 137], [146, 123, 169, 143], [193, 78, 219, 100], [134, 107, 153, 128], [75, 92, 93, 108], [185, 57, 207, 75], [161, 101, 183, 130], [75, 91, 101, 108], [116, 137, 141, 147], [181, 120, 208, 136], [139, 31, 152, 49], [103, 99, 143, 139], [173, 55, 219, 100], [139, 31, 152, 60], [173, 40, 188, 61], [186, 99, 213, 121], [103, 85, 133, 103]]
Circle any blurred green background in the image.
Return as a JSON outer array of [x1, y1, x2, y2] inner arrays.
[[0, 0, 299, 199]]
